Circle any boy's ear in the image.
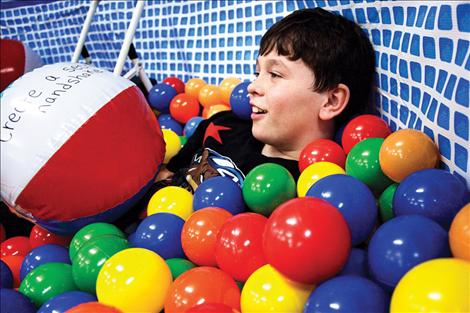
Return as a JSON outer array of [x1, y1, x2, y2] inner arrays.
[[319, 83, 350, 121]]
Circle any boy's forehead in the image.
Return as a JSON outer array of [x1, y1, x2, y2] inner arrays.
[[256, 54, 291, 67]]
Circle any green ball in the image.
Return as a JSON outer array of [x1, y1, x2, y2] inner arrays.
[[242, 163, 296, 216], [166, 258, 196, 280], [345, 138, 394, 195], [179, 135, 188, 147], [72, 235, 129, 293], [69, 223, 126, 261], [378, 183, 398, 222], [19, 262, 77, 307]]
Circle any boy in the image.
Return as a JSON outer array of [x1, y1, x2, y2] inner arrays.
[[156, 8, 376, 192]]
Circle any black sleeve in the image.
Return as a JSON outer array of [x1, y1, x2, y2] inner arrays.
[[166, 117, 211, 172]]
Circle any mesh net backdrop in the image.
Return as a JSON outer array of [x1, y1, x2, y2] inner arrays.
[[1, 0, 469, 187]]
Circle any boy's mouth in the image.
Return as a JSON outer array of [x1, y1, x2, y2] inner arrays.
[[251, 105, 267, 114]]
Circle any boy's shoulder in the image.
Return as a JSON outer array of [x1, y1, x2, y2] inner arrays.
[[207, 110, 252, 126]]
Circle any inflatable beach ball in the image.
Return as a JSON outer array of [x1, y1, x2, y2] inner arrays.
[[1, 39, 43, 92], [0, 63, 165, 234]]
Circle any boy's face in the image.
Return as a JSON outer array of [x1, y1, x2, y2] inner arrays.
[[248, 51, 329, 154]]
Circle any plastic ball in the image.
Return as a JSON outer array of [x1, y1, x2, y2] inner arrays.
[[393, 168, 469, 229], [297, 161, 345, 197], [368, 215, 450, 291], [306, 174, 378, 246], [19, 262, 77, 307], [299, 139, 346, 172], [1, 63, 165, 235], [72, 236, 128, 293], [69, 223, 125, 261], [240, 264, 313, 313], [379, 129, 439, 182], [20, 244, 70, 281], [345, 138, 394, 194], [165, 258, 196, 280], [337, 248, 369, 278], [390, 258, 470, 312], [181, 208, 232, 266], [304, 275, 389, 313], [164, 266, 241, 313], [263, 197, 351, 284], [185, 78, 207, 99], [64, 301, 122, 313], [193, 176, 245, 214], [1, 255, 24, 288], [184, 116, 204, 138], [163, 76, 185, 94], [0, 288, 36, 313], [148, 82, 177, 113], [219, 77, 241, 105], [187, 302, 237, 313], [450, 203, 470, 261], [29, 225, 71, 249], [147, 186, 193, 220], [341, 114, 391, 154], [37, 291, 96, 313], [378, 183, 398, 222], [230, 82, 251, 120], [0, 260, 13, 288], [169, 93, 200, 124], [158, 113, 183, 135], [215, 213, 268, 282], [202, 103, 230, 119], [179, 135, 187, 147], [130, 213, 185, 259], [0, 236, 31, 257], [162, 129, 182, 164], [242, 163, 296, 216], [96, 248, 172, 313], [198, 84, 222, 107]]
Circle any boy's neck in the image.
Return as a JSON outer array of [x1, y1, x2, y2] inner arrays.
[[261, 144, 300, 160]]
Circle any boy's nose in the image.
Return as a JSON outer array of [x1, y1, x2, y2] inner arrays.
[[247, 78, 263, 96]]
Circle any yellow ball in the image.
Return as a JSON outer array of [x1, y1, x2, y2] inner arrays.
[[96, 248, 172, 313], [297, 161, 345, 197], [219, 77, 241, 105], [162, 129, 181, 164], [185, 78, 206, 100], [147, 186, 193, 220], [391, 258, 470, 313], [241, 264, 314, 313]]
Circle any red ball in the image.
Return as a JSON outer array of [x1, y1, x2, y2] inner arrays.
[[29, 225, 71, 249], [263, 197, 351, 285], [341, 114, 391, 154], [169, 93, 201, 124], [163, 77, 185, 94], [64, 302, 122, 313], [215, 213, 268, 282], [186, 303, 237, 313], [164, 266, 240, 313], [0, 236, 31, 257], [298, 139, 346, 172]]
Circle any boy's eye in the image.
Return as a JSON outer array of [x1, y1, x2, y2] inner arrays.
[[253, 72, 260, 78], [269, 72, 281, 78]]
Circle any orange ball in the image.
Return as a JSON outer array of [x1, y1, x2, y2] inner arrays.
[[198, 84, 222, 108], [202, 104, 231, 119], [64, 302, 122, 313], [1, 255, 24, 288], [185, 78, 206, 100], [164, 266, 241, 313], [449, 203, 470, 261], [181, 207, 232, 266], [379, 129, 439, 182], [219, 77, 241, 105]]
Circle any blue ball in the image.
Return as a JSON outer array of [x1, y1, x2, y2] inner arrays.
[[393, 168, 469, 229], [130, 213, 185, 259], [148, 83, 177, 113], [337, 248, 369, 278], [184, 116, 204, 138], [158, 113, 183, 135], [367, 214, 450, 291], [304, 276, 389, 313], [306, 174, 378, 245], [193, 176, 245, 214], [20, 244, 70, 281], [0, 288, 36, 313], [230, 81, 251, 120], [0, 260, 13, 289], [37, 291, 96, 313]]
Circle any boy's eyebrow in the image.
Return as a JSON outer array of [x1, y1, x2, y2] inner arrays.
[[255, 58, 288, 70]]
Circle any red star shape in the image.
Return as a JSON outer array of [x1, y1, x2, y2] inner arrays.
[[203, 122, 231, 144]]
